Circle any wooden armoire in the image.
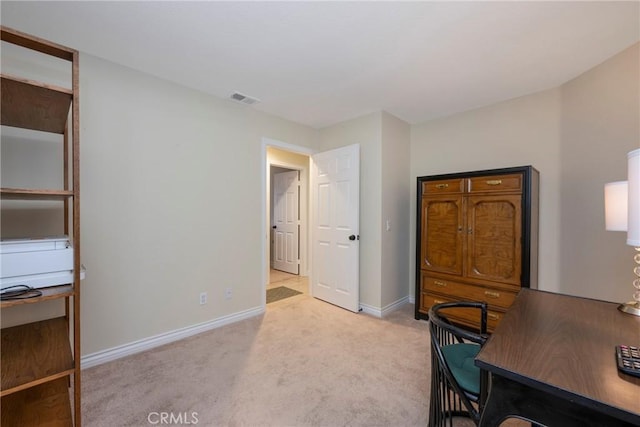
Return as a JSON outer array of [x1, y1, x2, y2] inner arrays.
[[415, 166, 539, 331]]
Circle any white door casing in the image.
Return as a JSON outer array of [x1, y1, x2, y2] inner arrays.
[[273, 170, 299, 274], [310, 144, 360, 312]]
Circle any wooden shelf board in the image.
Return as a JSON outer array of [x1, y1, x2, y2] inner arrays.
[[1, 285, 74, 308], [1, 317, 74, 395], [1, 377, 73, 427], [1, 26, 75, 61], [1, 74, 72, 134], [1, 188, 74, 200]]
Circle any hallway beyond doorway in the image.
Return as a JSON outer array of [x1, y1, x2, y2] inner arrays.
[[268, 269, 308, 296]]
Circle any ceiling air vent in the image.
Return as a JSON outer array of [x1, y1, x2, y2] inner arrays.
[[230, 92, 260, 105]]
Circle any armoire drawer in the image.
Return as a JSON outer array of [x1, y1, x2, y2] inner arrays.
[[420, 293, 503, 332], [422, 179, 465, 195], [467, 173, 522, 193], [421, 274, 517, 310]]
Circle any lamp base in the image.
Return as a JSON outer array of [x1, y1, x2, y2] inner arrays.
[[618, 301, 640, 316]]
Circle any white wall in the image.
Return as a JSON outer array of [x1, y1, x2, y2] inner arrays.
[[318, 113, 382, 308], [79, 54, 319, 355], [380, 112, 411, 309], [1, 52, 318, 355], [559, 43, 639, 302], [317, 111, 411, 313]]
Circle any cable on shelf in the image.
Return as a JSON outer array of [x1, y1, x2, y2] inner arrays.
[[1, 284, 43, 300]]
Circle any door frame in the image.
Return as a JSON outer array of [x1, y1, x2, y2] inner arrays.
[[261, 138, 314, 307]]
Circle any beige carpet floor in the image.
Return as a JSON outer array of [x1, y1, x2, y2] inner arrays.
[[82, 295, 479, 426]]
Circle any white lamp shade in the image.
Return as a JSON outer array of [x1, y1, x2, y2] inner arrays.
[[628, 148, 640, 246], [605, 181, 628, 231]]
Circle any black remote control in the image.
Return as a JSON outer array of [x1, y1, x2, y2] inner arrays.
[[616, 345, 640, 378]]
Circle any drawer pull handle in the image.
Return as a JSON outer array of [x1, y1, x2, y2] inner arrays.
[[484, 291, 500, 299], [434, 280, 447, 287], [435, 183, 449, 189], [433, 299, 445, 305], [487, 313, 500, 320], [486, 179, 502, 186]]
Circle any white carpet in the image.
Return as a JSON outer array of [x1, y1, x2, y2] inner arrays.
[[82, 295, 433, 426]]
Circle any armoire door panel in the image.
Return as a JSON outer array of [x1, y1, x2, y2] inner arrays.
[[421, 196, 464, 275], [466, 195, 522, 285]]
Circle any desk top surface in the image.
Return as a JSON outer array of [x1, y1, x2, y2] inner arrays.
[[476, 288, 640, 420]]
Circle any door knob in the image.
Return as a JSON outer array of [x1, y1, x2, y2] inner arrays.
[[272, 225, 277, 229], [348, 235, 357, 241]]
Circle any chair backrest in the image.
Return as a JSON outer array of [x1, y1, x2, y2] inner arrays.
[[428, 301, 489, 425]]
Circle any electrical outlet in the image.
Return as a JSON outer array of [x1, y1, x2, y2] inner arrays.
[[199, 292, 207, 305], [225, 288, 233, 300]]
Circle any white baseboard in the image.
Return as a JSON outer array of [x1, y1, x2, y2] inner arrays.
[[359, 303, 381, 317], [382, 296, 410, 316], [359, 295, 410, 318], [81, 306, 264, 369], [409, 295, 415, 304]]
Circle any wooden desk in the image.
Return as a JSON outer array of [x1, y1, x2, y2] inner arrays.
[[475, 289, 640, 427]]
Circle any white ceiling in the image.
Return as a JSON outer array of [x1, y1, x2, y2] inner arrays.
[[2, 1, 639, 129]]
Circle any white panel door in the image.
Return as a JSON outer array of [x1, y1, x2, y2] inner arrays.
[[311, 144, 360, 312], [273, 170, 299, 274]]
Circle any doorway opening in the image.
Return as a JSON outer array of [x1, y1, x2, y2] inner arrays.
[[261, 139, 361, 312], [271, 166, 300, 276], [262, 139, 313, 305]]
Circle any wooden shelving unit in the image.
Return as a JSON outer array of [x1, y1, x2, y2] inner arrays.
[[1, 318, 75, 395], [0, 286, 75, 307], [1, 379, 73, 427], [1, 74, 73, 133], [1, 26, 81, 426], [0, 188, 74, 200]]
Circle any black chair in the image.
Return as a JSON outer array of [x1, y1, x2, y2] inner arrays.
[[428, 301, 489, 427]]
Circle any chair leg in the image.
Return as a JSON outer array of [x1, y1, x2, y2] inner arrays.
[[429, 353, 441, 426], [431, 353, 476, 427], [429, 352, 448, 427]]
